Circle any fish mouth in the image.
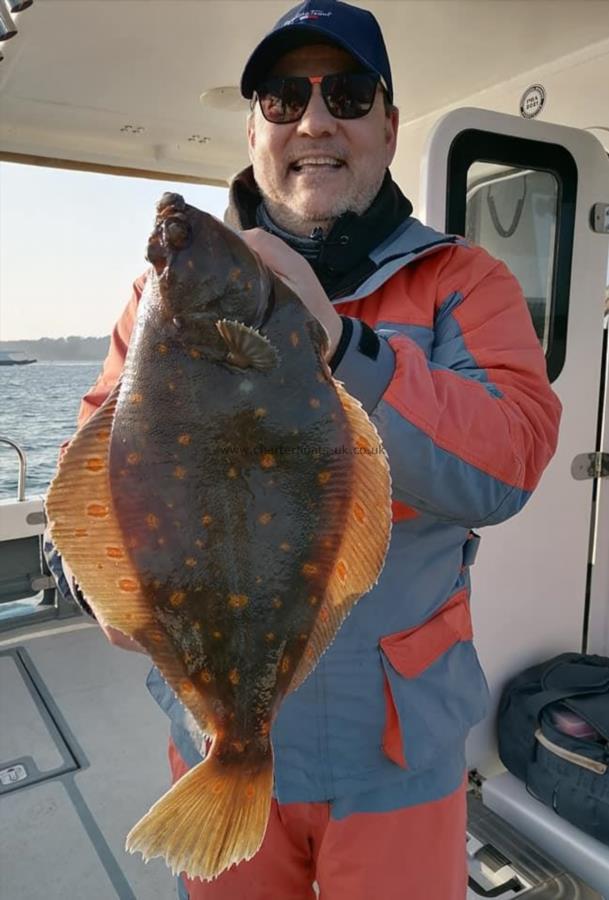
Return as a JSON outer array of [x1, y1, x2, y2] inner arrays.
[[147, 194, 193, 274]]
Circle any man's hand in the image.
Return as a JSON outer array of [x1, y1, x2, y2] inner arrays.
[[240, 228, 343, 359]]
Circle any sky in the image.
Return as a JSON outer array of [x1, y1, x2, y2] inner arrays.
[[0, 162, 229, 341]]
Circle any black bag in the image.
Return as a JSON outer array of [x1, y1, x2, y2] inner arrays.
[[498, 652, 609, 845]]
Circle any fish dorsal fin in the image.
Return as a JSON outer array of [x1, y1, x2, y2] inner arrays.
[[287, 380, 392, 694], [45, 383, 210, 731]]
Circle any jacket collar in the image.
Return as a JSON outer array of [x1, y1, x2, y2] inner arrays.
[[224, 166, 459, 301]]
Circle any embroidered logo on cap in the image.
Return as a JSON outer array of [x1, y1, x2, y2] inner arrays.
[[285, 9, 333, 24]]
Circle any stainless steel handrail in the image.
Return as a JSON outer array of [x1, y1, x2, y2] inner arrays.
[[0, 436, 27, 501]]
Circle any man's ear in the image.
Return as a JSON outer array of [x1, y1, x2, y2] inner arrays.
[[247, 111, 256, 162], [385, 105, 399, 167]]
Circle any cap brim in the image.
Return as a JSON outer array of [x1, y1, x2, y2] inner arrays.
[[240, 24, 381, 99]]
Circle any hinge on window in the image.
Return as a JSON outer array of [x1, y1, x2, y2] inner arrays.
[[571, 452, 609, 480]]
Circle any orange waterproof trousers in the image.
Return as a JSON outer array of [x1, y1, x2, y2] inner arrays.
[[169, 739, 468, 900]]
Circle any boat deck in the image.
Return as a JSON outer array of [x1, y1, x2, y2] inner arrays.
[[0, 617, 179, 899]]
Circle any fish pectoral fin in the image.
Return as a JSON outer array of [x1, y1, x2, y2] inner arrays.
[[215, 319, 279, 371], [287, 381, 392, 694]]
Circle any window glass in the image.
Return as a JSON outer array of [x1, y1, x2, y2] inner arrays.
[[465, 163, 558, 351]]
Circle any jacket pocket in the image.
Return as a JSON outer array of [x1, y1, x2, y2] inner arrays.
[[379, 588, 489, 771]]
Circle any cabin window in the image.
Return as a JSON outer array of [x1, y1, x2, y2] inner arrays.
[[465, 165, 557, 352], [445, 130, 577, 382]]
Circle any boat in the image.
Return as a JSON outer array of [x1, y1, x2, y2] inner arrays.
[[0, 351, 36, 365], [0, 1, 608, 898]]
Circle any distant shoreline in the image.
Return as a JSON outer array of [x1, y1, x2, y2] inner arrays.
[[0, 336, 110, 363]]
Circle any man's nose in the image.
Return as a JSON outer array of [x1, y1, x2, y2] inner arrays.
[[296, 83, 338, 137]]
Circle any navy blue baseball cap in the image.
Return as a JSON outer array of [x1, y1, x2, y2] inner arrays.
[[240, 0, 393, 103]]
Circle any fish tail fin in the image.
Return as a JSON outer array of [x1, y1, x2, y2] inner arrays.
[[125, 746, 273, 881]]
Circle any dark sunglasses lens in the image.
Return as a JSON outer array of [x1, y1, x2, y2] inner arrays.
[[323, 73, 379, 119], [257, 77, 311, 123]]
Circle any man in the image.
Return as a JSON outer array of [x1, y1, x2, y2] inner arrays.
[[50, 1, 561, 897]]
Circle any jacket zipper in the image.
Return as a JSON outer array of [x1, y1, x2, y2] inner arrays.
[[535, 729, 608, 774]]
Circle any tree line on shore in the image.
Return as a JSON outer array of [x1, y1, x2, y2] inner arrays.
[[0, 336, 111, 362]]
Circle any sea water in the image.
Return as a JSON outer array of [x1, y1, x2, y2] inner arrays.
[[0, 362, 102, 498]]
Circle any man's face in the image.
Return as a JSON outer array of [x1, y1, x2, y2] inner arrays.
[[247, 44, 399, 236]]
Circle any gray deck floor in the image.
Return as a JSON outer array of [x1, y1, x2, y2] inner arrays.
[[0, 617, 179, 900]]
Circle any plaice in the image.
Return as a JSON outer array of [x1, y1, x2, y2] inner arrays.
[[45, 192, 392, 881]]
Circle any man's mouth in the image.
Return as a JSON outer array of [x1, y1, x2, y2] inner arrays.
[[289, 157, 345, 173]]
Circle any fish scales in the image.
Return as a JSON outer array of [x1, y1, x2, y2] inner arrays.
[[45, 192, 392, 880]]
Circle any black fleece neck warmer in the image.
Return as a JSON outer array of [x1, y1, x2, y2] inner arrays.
[[225, 166, 413, 300]]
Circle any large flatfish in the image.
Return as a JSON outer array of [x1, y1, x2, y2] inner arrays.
[[45, 193, 392, 880]]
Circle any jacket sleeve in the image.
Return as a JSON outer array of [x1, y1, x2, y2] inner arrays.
[[332, 243, 562, 528], [74, 272, 146, 430]]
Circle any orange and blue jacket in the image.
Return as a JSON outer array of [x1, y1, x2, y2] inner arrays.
[[73, 205, 561, 815]]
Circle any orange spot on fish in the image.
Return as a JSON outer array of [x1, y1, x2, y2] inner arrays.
[[178, 433, 191, 446], [170, 591, 186, 607], [308, 595, 319, 606], [96, 428, 111, 442], [254, 408, 267, 419], [228, 594, 248, 609], [281, 656, 291, 674], [302, 562, 319, 577], [229, 669, 240, 685], [245, 783, 256, 800], [299, 632, 308, 641], [189, 348, 201, 359], [118, 578, 138, 593], [106, 546, 124, 559], [265, 632, 275, 642], [157, 343, 168, 354], [212, 782, 224, 795], [259, 722, 271, 736], [322, 537, 333, 550], [317, 470, 332, 485], [320, 608, 329, 622], [260, 454, 276, 469], [212, 630, 222, 639], [306, 647, 315, 661], [336, 559, 348, 582], [131, 393, 143, 404], [227, 466, 239, 478], [127, 452, 141, 465], [146, 513, 160, 530], [185, 557, 197, 568], [200, 670, 212, 683], [201, 515, 213, 526], [309, 398, 320, 408], [290, 331, 300, 347], [174, 465, 187, 479], [193, 622, 202, 632], [353, 501, 366, 524], [73, 528, 88, 537], [232, 741, 245, 753], [280, 542, 291, 552], [356, 436, 371, 451], [87, 503, 109, 518], [85, 458, 104, 472], [272, 597, 282, 608], [180, 680, 194, 695], [258, 512, 272, 525]]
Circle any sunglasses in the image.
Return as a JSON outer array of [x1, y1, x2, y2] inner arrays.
[[253, 72, 382, 124]]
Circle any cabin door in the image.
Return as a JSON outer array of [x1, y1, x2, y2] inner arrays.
[[419, 107, 609, 775]]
